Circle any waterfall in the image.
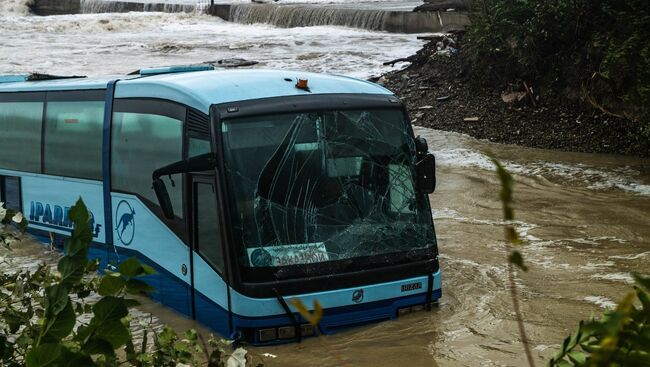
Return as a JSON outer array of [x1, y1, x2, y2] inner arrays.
[[229, 4, 391, 31], [79, 0, 195, 14]]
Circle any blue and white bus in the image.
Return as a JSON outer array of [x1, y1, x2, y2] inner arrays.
[[0, 66, 441, 344]]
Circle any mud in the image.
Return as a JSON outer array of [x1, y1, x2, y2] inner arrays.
[[381, 36, 650, 158]]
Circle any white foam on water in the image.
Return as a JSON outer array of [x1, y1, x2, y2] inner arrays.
[[609, 251, 650, 260], [580, 261, 615, 271], [590, 273, 634, 284], [0, 11, 424, 79], [431, 207, 462, 220], [583, 296, 617, 310], [0, 0, 33, 16], [432, 146, 650, 196]]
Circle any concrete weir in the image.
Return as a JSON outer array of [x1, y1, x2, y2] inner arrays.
[[30, 0, 195, 15], [208, 4, 470, 33], [30, 0, 469, 34]]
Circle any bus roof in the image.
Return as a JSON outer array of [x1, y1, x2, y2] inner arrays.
[[0, 69, 393, 114]]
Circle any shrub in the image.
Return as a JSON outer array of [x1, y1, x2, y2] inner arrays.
[[0, 198, 256, 367], [465, 0, 650, 130]]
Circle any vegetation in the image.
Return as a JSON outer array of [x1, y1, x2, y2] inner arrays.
[[490, 159, 649, 367], [0, 199, 257, 367], [490, 157, 536, 367], [548, 274, 650, 367], [466, 0, 650, 132]]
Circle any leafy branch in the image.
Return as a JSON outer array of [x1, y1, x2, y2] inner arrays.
[[0, 198, 259, 367], [490, 156, 536, 367]]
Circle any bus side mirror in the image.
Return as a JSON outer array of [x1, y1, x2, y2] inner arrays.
[[417, 153, 436, 194], [153, 178, 175, 219], [415, 136, 435, 194]]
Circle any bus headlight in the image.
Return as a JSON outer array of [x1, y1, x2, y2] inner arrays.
[[258, 328, 277, 342]]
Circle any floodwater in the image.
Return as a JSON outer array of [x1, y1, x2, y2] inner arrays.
[[4, 127, 647, 366], [0, 7, 424, 78], [2, 4, 650, 366]]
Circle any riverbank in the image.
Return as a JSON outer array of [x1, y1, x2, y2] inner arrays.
[[380, 34, 650, 158]]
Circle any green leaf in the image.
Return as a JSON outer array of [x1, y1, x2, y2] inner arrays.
[[45, 284, 69, 316], [57, 257, 85, 288], [25, 343, 62, 367], [184, 329, 198, 342], [118, 258, 145, 277], [509, 251, 528, 272], [635, 285, 650, 312], [75, 323, 96, 345], [67, 198, 92, 252], [156, 326, 177, 347], [43, 300, 76, 342], [125, 278, 155, 295], [92, 296, 128, 324], [633, 273, 650, 293], [123, 298, 141, 308], [96, 321, 131, 349], [65, 238, 88, 261], [68, 198, 89, 226], [81, 337, 115, 356], [97, 275, 126, 296], [140, 263, 157, 275], [567, 351, 586, 364], [58, 347, 96, 367]]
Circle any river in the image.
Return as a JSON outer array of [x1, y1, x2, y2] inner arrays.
[[1, 3, 649, 366]]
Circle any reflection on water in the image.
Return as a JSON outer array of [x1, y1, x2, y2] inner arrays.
[[3, 127, 648, 366]]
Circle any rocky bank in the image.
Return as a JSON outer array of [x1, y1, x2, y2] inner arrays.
[[379, 34, 650, 158]]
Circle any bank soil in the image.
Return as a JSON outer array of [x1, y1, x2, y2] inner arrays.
[[380, 34, 650, 158]]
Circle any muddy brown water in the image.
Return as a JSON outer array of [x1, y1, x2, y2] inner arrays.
[[3, 127, 649, 366]]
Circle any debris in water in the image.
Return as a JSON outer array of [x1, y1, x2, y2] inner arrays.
[[464, 117, 479, 122], [206, 58, 259, 68], [226, 347, 248, 367]]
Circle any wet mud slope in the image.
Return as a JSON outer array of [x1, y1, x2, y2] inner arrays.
[[381, 35, 650, 158]]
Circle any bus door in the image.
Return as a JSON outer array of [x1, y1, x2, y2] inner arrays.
[[0, 175, 21, 212], [189, 173, 229, 329]]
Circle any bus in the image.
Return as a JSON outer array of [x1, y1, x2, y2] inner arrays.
[[0, 66, 441, 344]]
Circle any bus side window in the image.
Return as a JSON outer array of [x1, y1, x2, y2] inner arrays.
[[0, 101, 43, 173], [195, 181, 224, 272], [111, 100, 185, 218], [43, 101, 104, 180]]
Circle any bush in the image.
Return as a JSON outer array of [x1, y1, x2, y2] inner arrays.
[[0, 198, 257, 367], [465, 0, 650, 130], [548, 274, 650, 367]]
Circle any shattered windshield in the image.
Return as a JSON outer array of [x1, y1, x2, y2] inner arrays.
[[222, 108, 435, 277]]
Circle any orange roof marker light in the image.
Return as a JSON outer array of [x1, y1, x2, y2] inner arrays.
[[295, 78, 310, 91]]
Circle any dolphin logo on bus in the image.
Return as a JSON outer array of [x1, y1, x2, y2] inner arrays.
[[115, 200, 135, 246], [29, 201, 101, 238]]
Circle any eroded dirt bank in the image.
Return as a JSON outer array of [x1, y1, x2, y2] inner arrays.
[[380, 35, 650, 158]]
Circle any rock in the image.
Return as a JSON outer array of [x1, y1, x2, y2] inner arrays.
[[414, 0, 470, 12], [501, 90, 527, 104]]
